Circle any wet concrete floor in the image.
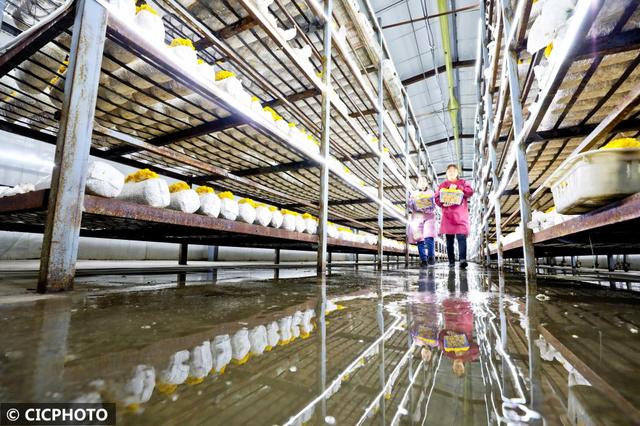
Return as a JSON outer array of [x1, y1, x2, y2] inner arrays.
[[0, 264, 639, 425]]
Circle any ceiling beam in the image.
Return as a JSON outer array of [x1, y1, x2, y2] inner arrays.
[[574, 28, 640, 60], [194, 16, 257, 50], [380, 4, 480, 30], [284, 197, 404, 209], [401, 59, 475, 87], [530, 117, 640, 143], [424, 133, 474, 146], [232, 159, 316, 177]]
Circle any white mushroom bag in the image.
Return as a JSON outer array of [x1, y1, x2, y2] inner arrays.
[[198, 192, 221, 217], [85, 161, 125, 198], [238, 202, 257, 224], [295, 215, 306, 233], [278, 316, 293, 344], [291, 311, 303, 340], [301, 309, 315, 337], [134, 7, 165, 46], [118, 179, 170, 208], [304, 217, 318, 234], [526, 0, 576, 54], [159, 350, 190, 387], [270, 209, 284, 228], [211, 335, 232, 374], [255, 205, 272, 227], [266, 321, 280, 350], [188, 341, 213, 381], [215, 76, 252, 107], [231, 328, 251, 365], [282, 212, 297, 231], [328, 223, 339, 239], [220, 197, 239, 221], [169, 189, 200, 213], [121, 365, 155, 408], [249, 325, 268, 355]]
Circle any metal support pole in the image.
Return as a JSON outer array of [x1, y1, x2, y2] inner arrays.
[[607, 254, 615, 272], [480, 22, 504, 270], [207, 245, 219, 261], [484, 222, 490, 266], [274, 248, 281, 279], [38, 0, 107, 293], [179, 243, 188, 265], [316, 0, 333, 274], [403, 92, 410, 268], [500, 0, 535, 282], [0, 0, 5, 27], [376, 17, 385, 270]]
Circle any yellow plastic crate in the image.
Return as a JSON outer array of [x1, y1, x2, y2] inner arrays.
[[439, 188, 464, 205], [414, 191, 434, 209]]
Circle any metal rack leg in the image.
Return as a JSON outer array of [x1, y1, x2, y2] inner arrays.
[[316, 0, 332, 275], [403, 92, 410, 268], [179, 244, 188, 265], [274, 248, 281, 279], [480, 0, 504, 271], [376, 18, 385, 270], [37, 0, 107, 293], [500, 0, 535, 282]]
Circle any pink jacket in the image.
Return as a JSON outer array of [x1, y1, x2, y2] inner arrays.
[[435, 179, 474, 235], [406, 190, 438, 244]]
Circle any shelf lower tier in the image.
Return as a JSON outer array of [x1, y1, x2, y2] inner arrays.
[[489, 193, 640, 258], [0, 190, 410, 255]]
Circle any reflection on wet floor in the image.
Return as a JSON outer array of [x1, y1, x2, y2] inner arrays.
[[1, 265, 639, 425]]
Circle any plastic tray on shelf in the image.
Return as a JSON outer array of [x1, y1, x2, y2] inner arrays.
[[547, 148, 640, 214]]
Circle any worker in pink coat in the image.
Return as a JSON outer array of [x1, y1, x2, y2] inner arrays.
[[407, 176, 438, 266], [435, 164, 474, 268]]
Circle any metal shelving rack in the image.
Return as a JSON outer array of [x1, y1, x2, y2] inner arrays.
[[0, 0, 445, 292], [470, 0, 640, 280]]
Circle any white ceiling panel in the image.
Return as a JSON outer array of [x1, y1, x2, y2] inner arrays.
[[372, 0, 480, 175]]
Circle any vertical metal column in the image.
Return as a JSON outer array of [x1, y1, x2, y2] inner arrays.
[[38, 0, 107, 293], [179, 244, 188, 265], [484, 222, 490, 266], [274, 248, 281, 279], [0, 0, 5, 27], [376, 18, 385, 270], [316, 0, 333, 274], [207, 245, 219, 261], [316, 276, 327, 418], [403, 92, 410, 267], [480, 1, 504, 270], [500, 0, 535, 281]]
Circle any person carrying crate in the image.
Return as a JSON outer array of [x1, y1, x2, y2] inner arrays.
[[407, 176, 438, 266], [435, 164, 474, 268]]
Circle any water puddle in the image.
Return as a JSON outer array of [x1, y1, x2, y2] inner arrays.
[[0, 266, 638, 424]]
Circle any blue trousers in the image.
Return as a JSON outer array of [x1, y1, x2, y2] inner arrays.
[[417, 237, 435, 261], [446, 234, 467, 263]]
